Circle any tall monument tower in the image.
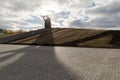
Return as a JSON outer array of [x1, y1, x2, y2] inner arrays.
[[42, 16, 51, 29]]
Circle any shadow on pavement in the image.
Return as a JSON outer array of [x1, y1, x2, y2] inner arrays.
[[0, 29, 81, 80]]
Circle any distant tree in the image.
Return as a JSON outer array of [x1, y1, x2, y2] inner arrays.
[[0, 29, 4, 35], [3, 29, 25, 35], [0, 29, 3, 33]]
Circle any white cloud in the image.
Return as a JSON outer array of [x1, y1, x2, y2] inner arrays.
[[0, 0, 120, 30], [70, 0, 120, 30]]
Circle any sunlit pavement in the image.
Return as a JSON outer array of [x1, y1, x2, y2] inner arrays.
[[0, 44, 120, 80]]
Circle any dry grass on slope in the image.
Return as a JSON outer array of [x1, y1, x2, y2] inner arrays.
[[5, 28, 120, 48]]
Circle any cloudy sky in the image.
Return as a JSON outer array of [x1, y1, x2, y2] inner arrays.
[[0, 0, 120, 30]]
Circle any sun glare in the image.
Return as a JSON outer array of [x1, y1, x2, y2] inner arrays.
[[40, 2, 60, 16]]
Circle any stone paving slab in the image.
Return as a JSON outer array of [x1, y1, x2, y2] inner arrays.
[[0, 44, 120, 80]]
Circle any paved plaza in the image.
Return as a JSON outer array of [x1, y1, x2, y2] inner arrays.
[[0, 44, 120, 80]]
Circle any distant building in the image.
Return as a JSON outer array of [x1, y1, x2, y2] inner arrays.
[[42, 16, 51, 29]]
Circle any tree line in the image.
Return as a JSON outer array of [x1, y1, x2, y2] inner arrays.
[[0, 29, 26, 35]]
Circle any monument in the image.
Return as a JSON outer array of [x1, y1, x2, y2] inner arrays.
[[42, 15, 51, 29]]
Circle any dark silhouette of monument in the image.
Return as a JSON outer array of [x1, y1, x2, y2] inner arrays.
[[42, 15, 51, 29]]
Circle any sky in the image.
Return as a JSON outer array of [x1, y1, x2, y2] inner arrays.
[[0, 0, 120, 30]]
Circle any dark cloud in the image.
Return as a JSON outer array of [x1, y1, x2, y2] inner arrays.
[[70, 0, 120, 30], [87, 0, 120, 15], [70, 20, 84, 27]]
